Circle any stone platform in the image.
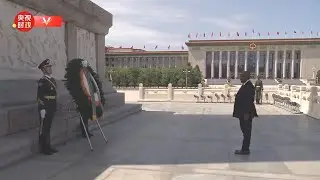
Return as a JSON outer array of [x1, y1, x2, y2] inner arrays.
[[0, 0, 142, 168], [1, 103, 320, 179]]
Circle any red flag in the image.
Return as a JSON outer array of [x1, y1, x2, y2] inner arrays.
[[220, 32, 222, 36], [277, 32, 280, 35], [188, 33, 191, 38], [211, 32, 214, 37], [237, 32, 239, 36], [245, 32, 247, 36]]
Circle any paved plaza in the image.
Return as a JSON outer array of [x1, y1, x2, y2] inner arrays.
[[1, 103, 320, 180]]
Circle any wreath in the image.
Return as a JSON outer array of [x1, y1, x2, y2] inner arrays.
[[64, 58, 105, 120]]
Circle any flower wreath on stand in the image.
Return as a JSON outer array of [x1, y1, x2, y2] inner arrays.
[[64, 58, 106, 120]]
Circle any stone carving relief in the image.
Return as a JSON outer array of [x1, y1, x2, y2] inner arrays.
[[76, 26, 96, 71], [0, 0, 67, 80]]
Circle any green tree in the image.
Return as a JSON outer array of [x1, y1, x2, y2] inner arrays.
[[127, 68, 140, 87], [190, 65, 202, 87], [118, 68, 129, 87]]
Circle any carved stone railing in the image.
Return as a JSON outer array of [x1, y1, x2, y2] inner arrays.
[[274, 84, 320, 119], [138, 83, 277, 103]]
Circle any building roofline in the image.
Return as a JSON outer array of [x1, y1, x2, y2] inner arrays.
[[185, 38, 320, 46], [106, 50, 188, 55]]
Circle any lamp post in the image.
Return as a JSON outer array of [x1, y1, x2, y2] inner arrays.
[[183, 69, 191, 88], [108, 69, 114, 82], [312, 67, 316, 79]]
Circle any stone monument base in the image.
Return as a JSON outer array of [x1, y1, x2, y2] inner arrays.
[[0, 80, 142, 168]]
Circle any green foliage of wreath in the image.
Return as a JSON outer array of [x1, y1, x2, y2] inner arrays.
[[64, 58, 105, 118]]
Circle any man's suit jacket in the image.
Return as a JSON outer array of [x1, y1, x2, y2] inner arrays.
[[233, 80, 258, 119]]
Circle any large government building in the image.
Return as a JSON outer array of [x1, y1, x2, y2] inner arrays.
[[105, 38, 320, 83], [186, 38, 320, 80], [105, 47, 188, 68]]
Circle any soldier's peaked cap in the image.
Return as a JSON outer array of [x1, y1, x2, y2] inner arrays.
[[38, 59, 52, 69]]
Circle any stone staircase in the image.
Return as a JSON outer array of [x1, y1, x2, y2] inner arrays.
[[0, 80, 142, 169]]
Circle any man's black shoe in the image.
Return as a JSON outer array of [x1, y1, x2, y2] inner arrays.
[[41, 150, 53, 155], [234, 149, 250, 155], [50, 147, 58, 153]]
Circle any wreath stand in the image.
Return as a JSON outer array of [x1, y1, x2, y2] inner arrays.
[[61, 99, 108, 151], [79, 110, 108, 151]]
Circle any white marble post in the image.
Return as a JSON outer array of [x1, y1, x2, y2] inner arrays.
[[265, 49, 269, 78], [274, 50, 278, 78], [256, 51, 260, 77], [244, 51, 248, 71], [219, 51, 222, 78], [211, 52, 214, 78], [65, 22, 78, 62], [291, 50, 295, 79], [283, 50, 286, 79], [235, 50, 239, 78], [227, 51, 230, 78]]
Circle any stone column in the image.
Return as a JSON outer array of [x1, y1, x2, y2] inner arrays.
[[65, 22, 78, 61], [168, 83, 173, 100], [256, 51, 260, 77], [198, 83, 203, 96], [291, 50, 295, 79], [283, 50, 286, 79], [227, 51, 230, 78], [244, 51, 248, 71], [265, 49, 269, 78], [211, 52, 214, 78], [139, 83, 145, 100], [219, 51, 222, 78], [274, 50, 278, 78], [95, 34, 106, 79], [235, 50, 239, 78]]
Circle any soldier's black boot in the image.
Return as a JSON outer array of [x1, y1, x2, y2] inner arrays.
[[49, 146, 58, 153]]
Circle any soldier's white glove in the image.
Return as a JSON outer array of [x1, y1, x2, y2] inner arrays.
[[40, 109, 46, 119]]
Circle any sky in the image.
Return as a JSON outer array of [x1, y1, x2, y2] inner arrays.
[[91, 0, 319, 51]]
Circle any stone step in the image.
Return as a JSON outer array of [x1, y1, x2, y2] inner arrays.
[[0, 103, 142, 169]]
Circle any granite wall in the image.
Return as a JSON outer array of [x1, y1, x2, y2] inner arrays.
[[0, 0, 118, 142]]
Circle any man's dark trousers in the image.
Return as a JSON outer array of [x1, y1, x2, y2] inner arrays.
[[39, 108, 55, 152], [239, 116, 252, 151]]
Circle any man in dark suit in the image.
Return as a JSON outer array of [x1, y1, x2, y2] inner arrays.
[[233, 71, 258, 155]]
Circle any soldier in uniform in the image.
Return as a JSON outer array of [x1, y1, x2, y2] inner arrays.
[[37, 59, 58, 155], [254, 76, 263, 104]]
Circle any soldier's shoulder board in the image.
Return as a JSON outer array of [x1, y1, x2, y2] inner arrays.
[[38, 78, 46, 86]]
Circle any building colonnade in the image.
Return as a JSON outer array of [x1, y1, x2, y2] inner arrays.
[[205, 48, 302, 79], [106, 55, 189, 68]]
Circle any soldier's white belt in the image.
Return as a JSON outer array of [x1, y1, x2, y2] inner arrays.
[[256, 86, 261, 87], [44, 96, 56, 99]]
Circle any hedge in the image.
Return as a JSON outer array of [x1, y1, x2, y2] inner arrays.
[[106, 65, 203, 88]]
